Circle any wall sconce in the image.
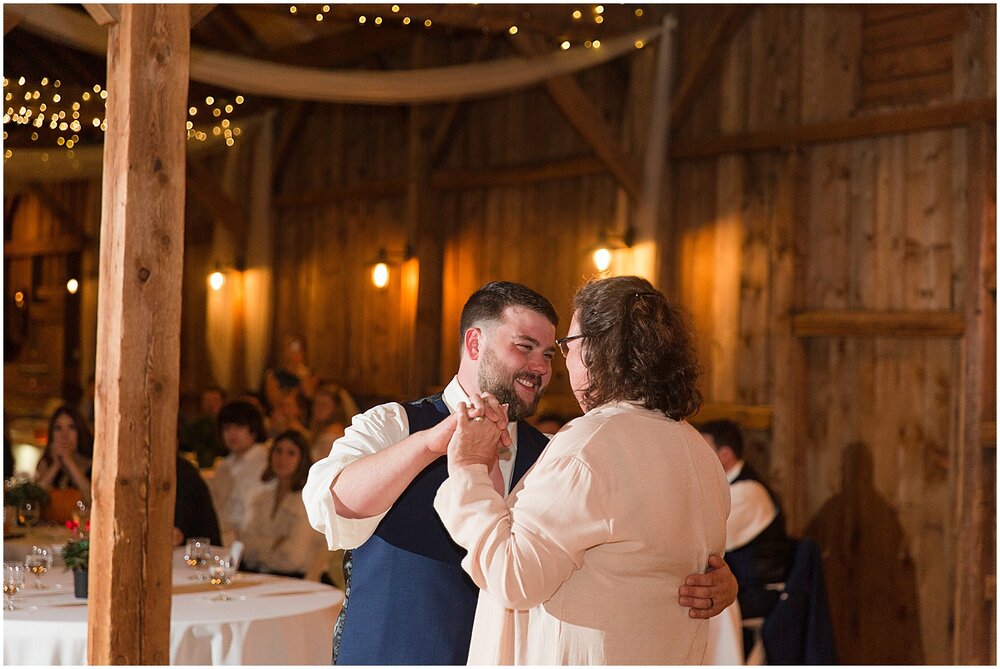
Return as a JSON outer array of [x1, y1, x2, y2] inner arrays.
[[591, 228, 634, 272], [207, 260, 244, 292], [66, 278, 79, 295], [370, 245, 414, 289]]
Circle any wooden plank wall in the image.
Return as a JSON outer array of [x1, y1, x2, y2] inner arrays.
[[671, 4, 995, 664]]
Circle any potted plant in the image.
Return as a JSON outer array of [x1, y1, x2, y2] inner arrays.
[[61, 536, 89, 598], [4, 477, 50, 533]]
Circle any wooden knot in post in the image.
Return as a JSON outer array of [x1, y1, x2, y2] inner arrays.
[[138, 267, 151, 282], [152, 158, 163, 172]]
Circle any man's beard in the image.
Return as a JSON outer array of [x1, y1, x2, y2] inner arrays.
[[478, 346, 543, 422]]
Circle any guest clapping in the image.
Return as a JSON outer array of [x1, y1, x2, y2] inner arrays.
[[240, 430, 325, 578], [35, 406, 93, 507]]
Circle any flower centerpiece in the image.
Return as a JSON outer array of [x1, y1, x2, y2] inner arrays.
[[4, 476, 50, 509], [62, 520, 90, 598]]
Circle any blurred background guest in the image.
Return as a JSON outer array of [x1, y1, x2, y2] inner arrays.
[[180, 385, 228, 468], [308, 382, 358, 462], [211, 400, 269, 545], [240, 430, 325, 578], [264, 333, 319, 406], [35, 405, 93, 519], [174, 446, 222, 547], [269, 389, 311, 442]]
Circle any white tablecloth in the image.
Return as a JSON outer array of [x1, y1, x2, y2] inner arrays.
[[3, 547, 343, 665]]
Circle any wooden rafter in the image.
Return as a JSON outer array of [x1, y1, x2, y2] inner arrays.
[[669, 5, 753, 131], [510, 31, 642, 200], [27, 183, 85, 235], [792, 310, 966, 338], [189, 4, 216, 28], [271, 100, 314, 191], [4, 5, 20, 35], [82, 4, 120, 26], [672, 97, 996, 159]]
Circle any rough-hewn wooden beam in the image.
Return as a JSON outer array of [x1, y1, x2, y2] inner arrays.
[[189, 4, 215, 28], [82, 4, 120, 26], [670, 5, 752, 131], [89, 4, 189, 664], [672, 97, 996, 159], [4, 235, 81, 258], [510, 32, 643, 200], [272, 154, 609, 209], [792, 310, 966, 338], [694, 402, 773, 431]]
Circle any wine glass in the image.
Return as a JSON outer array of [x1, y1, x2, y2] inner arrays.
[[24, 546, 53, 589], [208, 554, 236, 601], [184, 537, 212, 581], [3, 562, 25, 610], [17, 501, 40, 530]]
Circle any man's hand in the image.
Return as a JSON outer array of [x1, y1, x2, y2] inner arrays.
[[678, 554, 738, 619], [447, 401, 505, 472], [422, 413, 459, 456]]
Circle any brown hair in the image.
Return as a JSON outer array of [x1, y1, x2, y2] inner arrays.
[[262, 429, 312, 491], [572, 276, 701, 420], [459, 281, 558, 353]]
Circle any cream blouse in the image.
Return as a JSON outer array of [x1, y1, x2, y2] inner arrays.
[[434, 402, 730, 665]]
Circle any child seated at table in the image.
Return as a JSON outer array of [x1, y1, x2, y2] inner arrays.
[[239, 430, 324, 578]]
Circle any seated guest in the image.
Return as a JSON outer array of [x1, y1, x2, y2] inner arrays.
[[269, 389, 311, 441], [211, 400, 269, 545], [240, 430, 324, 578], [180, 385, 228, 468], [264, 333, 319, 405], [174, 450, 222, 547], [698, 421, 794, 628], [308, 382, 357, 462], [35, 406, 93, 514]]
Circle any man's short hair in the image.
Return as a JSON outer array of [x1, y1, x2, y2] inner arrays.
[[698, 420, 744, 459], [217, 400, 268, 444], [458, 281, 558, 350]]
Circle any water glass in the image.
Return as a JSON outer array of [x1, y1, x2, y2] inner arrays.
[[208, 554, 235, 601], [25, 546, 53, 589], [184, 537, 212, 581], [3, 562, 25, 610]]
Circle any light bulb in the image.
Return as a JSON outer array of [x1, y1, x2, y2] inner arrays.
[[66, 278, 79, 294], [593, 247, 612, 272], [372, 262, 390, 289], [209, 271, 225, 291]]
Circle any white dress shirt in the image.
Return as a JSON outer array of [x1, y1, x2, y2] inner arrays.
[[211, 443, 269, 544], [302, 377, 519, 550], [725, 460, 778, 551]]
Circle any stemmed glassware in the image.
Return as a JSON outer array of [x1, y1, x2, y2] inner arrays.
[[4, 561, 25, 610], [184, 537, 212, 581], [208, 554, 236, 601], [24, 546, 53, 589]]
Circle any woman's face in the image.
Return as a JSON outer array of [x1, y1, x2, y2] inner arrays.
[[270, 438, 302, 482], [52, 414, 79, 451], [312, 393, 336, 423], [564, 312, 591, 412]]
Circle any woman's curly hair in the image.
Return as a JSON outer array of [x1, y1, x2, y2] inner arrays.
[[572, 276, 702, 420]]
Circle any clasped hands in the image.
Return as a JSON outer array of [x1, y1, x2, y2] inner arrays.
[[446, 393, 510, 474]]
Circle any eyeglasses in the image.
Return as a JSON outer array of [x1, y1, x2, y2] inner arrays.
[[556, 334, 586, 358]]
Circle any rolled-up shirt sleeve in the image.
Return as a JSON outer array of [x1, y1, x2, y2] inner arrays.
[[302, 402, 409, 550], [434, 455, 612, 611]]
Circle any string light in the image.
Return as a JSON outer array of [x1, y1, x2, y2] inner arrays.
[[391, 4, 400, 12], [635, 8, 644, 17], [595, 15, 604, 24], [508, 25, 518, 35], [572, 10, 582, 19], [561, 41, 571, 50], [402, 16, 410, 24], [635, 40, 644, 49], [595, 5, 604, 14], [424, 19, 432, 27], [592, 39, 601, 48], [359, 15, 366, 23], [289, 6, 297, 14], [374, 16, 382, 25]]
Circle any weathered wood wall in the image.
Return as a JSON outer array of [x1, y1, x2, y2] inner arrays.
[[670, 4, 995, 664]]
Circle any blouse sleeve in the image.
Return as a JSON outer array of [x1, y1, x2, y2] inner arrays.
[[433, 456, 612, 611]]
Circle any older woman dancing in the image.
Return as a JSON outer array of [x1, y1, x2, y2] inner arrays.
[[434, 275, 730, 665]]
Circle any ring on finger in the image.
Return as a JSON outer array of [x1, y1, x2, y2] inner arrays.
[[471, 416, 486, 422]]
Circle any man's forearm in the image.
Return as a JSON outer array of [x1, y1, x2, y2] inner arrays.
[[331, 430, 443, 519]]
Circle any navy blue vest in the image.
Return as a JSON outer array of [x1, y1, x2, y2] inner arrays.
[[334, 394, 548, 665], [726, 463, 794, 619]]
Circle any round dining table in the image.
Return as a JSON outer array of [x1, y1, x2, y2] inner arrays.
[[3, 542, 344, 665]]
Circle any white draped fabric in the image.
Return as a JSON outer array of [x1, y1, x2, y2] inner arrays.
[[11, 4, 661, 104]]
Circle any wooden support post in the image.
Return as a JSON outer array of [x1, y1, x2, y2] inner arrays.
[[406, 39, 444, 398], [769, 148, 809, 533], [89, 4, 189, 665], [953, 121, 996, 664]]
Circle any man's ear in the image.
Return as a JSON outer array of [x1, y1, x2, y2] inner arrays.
[[464, 327, 482, 361]]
